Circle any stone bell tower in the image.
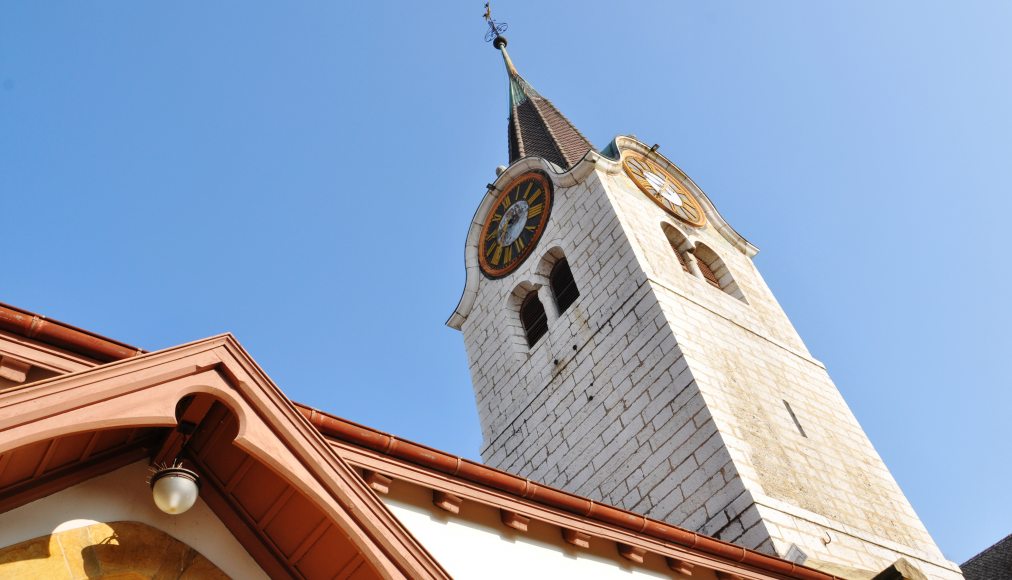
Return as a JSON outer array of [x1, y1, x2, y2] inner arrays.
[[447, 24, 962, 580]]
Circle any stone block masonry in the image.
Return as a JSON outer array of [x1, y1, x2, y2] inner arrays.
[[454, 142, 962, 579], [463, 165, 771, 560]]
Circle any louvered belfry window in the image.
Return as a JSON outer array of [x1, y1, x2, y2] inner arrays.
[[520, 292, 549, 347], [695, 255, 722, 289], [550, 258, 580, 314], [671, 242, 690, 272]]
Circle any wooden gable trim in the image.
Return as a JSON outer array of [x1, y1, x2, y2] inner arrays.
[[196, 471, 294, 579], [0, 335, 450, 580], [0, 437, 153, 513]]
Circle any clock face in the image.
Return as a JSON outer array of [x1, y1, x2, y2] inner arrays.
[[622, 151, 706, 227], [479, 172, 553, 278]]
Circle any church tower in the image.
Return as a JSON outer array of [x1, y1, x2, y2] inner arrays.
[[448, 23, 961, 579]]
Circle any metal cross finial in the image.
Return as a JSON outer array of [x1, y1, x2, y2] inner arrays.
[[483, 2, 508, 42]]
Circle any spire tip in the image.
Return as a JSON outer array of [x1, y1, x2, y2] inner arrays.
[[483, 2, 509, 46]]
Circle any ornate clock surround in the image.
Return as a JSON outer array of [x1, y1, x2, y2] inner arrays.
[[478, 170, 553, 279], [622, 151, 706, 227]]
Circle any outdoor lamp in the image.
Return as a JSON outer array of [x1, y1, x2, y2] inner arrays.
[[149, 420, 201, 515], [150, 463, 200, 515]]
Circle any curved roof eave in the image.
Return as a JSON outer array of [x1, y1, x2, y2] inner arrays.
[[446, 151, 602, 330], [447, 135, 759, 329], [608, 135, 760, 258]]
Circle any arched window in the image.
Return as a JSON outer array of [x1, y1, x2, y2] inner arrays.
[[550, 258, 579, 314], [692, 244, 748, 303], [672, 243, 690, 272], [520, 292, 549, 347], [695, 255, 721, 289], [661, 223, 691, 273]]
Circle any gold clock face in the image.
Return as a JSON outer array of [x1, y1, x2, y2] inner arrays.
[[623, 151, 706, 227], [479, 171, 552, 278]]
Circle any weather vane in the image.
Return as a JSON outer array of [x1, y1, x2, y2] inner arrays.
[[483, 2, 508, 42]]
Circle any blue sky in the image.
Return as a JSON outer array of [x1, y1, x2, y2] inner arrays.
[[2, 1, 1009, 565]]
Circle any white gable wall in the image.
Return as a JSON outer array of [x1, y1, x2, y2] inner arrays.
[[380, 481, 697, 580]]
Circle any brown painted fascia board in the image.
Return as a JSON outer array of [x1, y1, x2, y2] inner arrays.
[[0, 302, 144, 363], [334, 437, 778, 580], [297, 404, 841, 580]]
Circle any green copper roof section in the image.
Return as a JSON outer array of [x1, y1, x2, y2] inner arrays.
[[501, 44, 539, 111]]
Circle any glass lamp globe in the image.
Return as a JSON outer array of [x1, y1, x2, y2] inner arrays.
[[150, 466, 200, 515]]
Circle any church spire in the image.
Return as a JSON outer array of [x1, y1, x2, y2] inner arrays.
[[484, 7, 593, 170]]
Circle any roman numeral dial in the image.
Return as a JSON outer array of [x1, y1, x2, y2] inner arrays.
[[622, 151, 706, 227], [479, 171, 553, 278]]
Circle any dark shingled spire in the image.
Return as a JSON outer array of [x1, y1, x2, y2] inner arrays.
[[493, 35, 593, 170]]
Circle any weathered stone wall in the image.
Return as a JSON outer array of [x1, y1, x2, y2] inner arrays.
[[598, 152, 959, 577], [461, 161, 771, 557], [456, 141, 960, 579]]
